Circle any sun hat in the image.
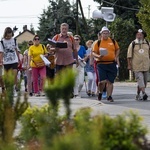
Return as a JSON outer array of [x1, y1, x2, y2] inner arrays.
[[100, 26, 110, 33]]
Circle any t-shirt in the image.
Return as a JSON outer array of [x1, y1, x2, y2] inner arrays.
[[78, 45, 86, 58], [0, 38, 19, 64], [92, 37, 119, 64], [127, 39, 150, 71], [28, 44, 48, 67]]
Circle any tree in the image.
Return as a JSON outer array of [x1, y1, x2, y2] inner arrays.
[[37, 0, 75, 44], [137, 0, 150, 40]]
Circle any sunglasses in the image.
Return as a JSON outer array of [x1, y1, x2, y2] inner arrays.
[[34, 38, 40, 41], [28, 43, 33, 46]]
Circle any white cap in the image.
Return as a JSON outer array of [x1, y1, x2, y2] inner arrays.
[[100, 26, 110, 33], [138, 29, 143, 33]]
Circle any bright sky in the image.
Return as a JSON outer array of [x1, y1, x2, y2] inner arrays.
[[0, 0, 99, 38]]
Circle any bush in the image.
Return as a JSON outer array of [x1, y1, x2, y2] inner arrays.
[[19, 106, 150, 150]]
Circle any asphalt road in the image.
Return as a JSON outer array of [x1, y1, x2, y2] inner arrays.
[[80, 82, 150, 111]]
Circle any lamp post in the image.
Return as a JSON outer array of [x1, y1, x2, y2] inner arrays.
[[92, 7, 116, 26]]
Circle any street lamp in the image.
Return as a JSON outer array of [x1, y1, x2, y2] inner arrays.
[[92, 7, 116, 26]]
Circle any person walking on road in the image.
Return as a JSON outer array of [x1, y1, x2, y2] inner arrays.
[[23, 40, 33, 96], [0, 27, 21, 97], [92, 26, 120, 102], [85, 40, 97, 96], [127, 29, 150, 101], [73, 35, 87, 98], [28, 35, 48, 97], [52, 23, 79, 73]]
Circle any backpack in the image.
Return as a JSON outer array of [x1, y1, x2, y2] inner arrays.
[[131, 39, 150, 57], [132, 39, 150, 50]]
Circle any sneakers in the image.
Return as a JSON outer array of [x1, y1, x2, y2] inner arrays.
[[98, 93, 102, 101], [135, 94, 142, 101], [29, 93, 33, 96], [135, 93, 148, 101], [34, 93, 40, 97], [25, 88, 28, 92], [91, 92, 95, 97], [87, 90, 91, 96], [142, 93, 148, 101], [74, 95, 81, 98], [102, 92, 107, 99], [40, 91, 45, 96], [107, 96, 114, 102]]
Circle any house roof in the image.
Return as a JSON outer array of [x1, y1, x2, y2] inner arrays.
[[14, 29, 35, 44], [15, 29, 35, 38]]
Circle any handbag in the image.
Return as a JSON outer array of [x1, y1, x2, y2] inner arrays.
[[32, 59, 45, 68]]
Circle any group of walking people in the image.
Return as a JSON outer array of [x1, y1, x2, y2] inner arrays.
[[0, 23, 149, 102]]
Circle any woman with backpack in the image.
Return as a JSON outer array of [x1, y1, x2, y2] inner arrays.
[[0, 27, 21, 96]]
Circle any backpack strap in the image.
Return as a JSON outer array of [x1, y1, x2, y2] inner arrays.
[[55, 34, 74, 43], [41, 44, 46, 54], [1, 38, 17, 50], [54, 34, 59, 41], [0, 40, 4, 49], [97, 38, 116, 48], [111, 38, 116, 46], [97, 40, 100, 47], [145, 39, 150, 50], [14, 38, 17, 46], [132, 41, 135, 51]]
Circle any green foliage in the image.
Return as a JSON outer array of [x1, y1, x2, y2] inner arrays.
[[109, 17, 136, 80], [94, 0, 140, 20], [19, 104, 64, 144], [20, 105, 149, 150], [50, 109, 149, 150], [0, 70, 28, 148], [18, 41, 28, 54], [137, 0, 150, 40], [18, 68, 149, 149], [37, 0, 75, 43], [44, 68, 76, 118]]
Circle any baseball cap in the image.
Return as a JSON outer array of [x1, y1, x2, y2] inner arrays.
[[100, 26, 110, 33]]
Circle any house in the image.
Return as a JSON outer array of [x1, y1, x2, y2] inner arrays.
[[15, 25, 35, 44]]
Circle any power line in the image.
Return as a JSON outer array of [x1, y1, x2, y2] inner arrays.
[[0, 15, 39, 19], [0, 22, 39, 24], [102, 0, 139, 11]]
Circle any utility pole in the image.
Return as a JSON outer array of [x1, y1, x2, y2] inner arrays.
[[88, 5, 91, 19], [78, 0, 88, 32], [76, 0, 79, 34]]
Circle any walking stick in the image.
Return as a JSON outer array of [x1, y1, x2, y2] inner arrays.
[[84, 69, 88, 94]]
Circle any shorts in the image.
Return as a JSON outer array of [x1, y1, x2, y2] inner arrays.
[[134, 71, 148, 88], [4, 63, 18, 71], [97, 62, 117, 83]]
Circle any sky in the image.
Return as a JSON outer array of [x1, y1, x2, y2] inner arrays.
[[0, 0, 99, 38]]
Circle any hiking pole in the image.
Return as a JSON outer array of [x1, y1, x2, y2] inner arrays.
[[84, 69, 88, 94]]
